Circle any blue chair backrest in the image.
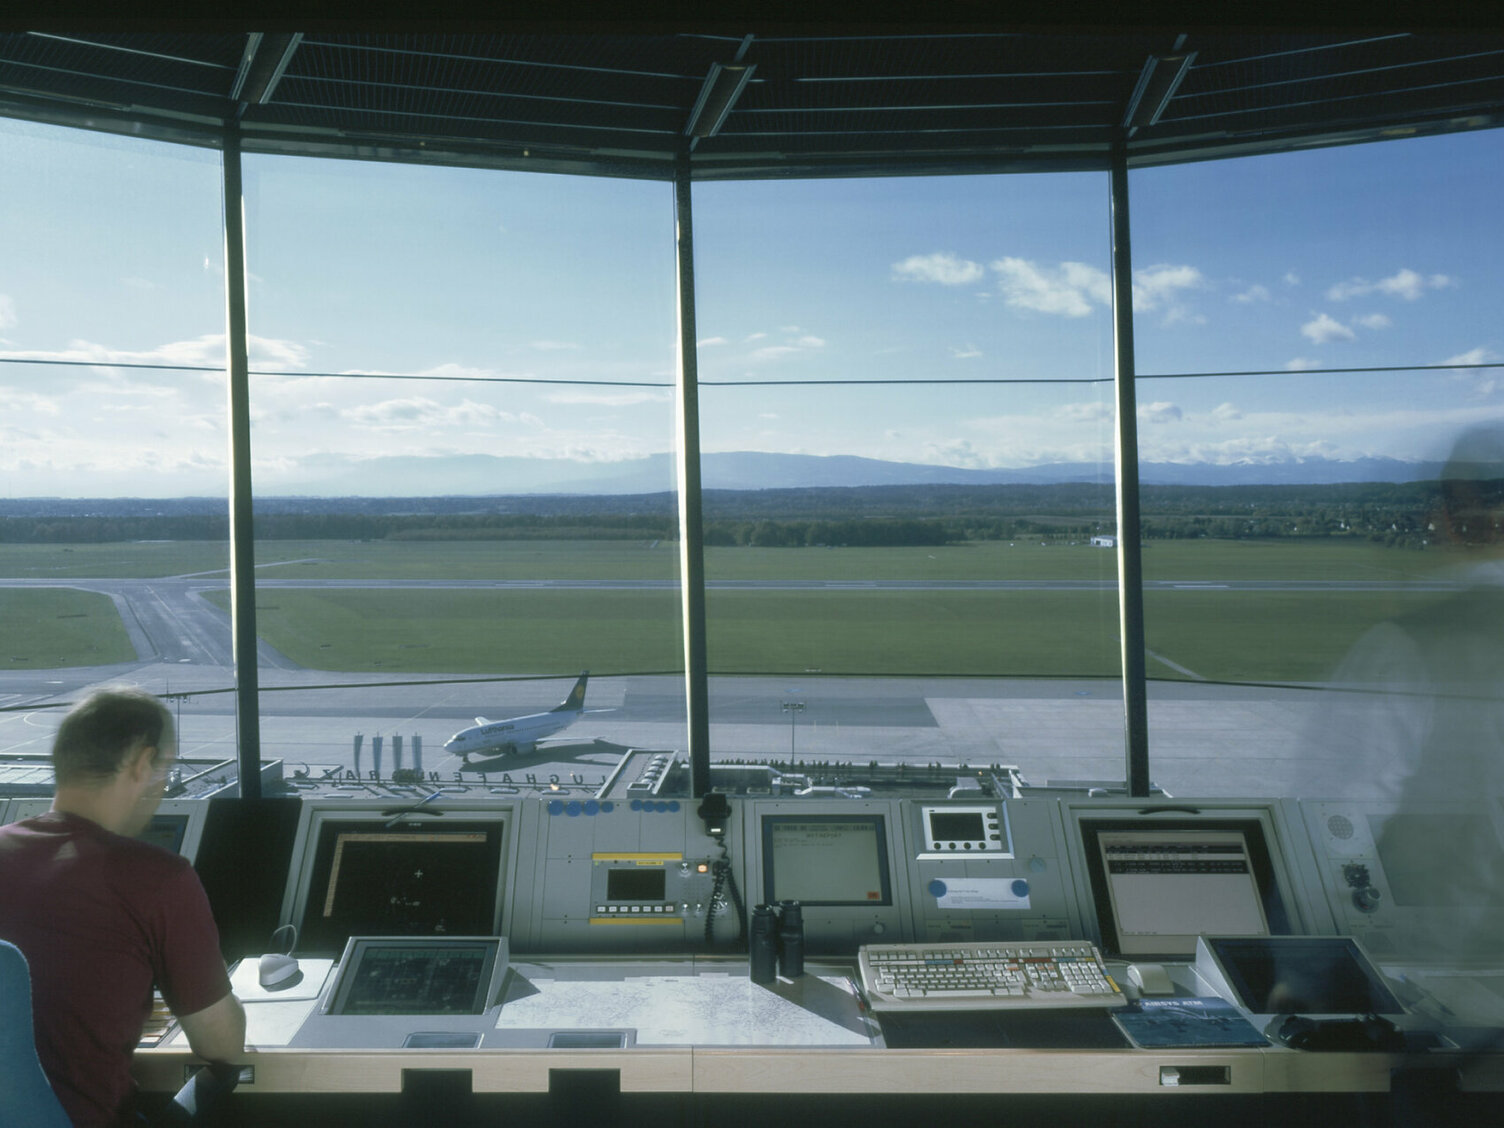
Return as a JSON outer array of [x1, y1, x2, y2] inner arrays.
[[0, 939, 72, 1128]]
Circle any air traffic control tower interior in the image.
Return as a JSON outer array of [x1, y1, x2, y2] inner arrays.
[[3, 20, 1504, 1128]]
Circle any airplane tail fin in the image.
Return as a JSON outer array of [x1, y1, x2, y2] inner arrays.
[[553, 670, 589, 713]]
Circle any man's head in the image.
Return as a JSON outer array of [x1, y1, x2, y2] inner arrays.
[[51, 688, 176, 834], [1438, 423, 1504, 549]]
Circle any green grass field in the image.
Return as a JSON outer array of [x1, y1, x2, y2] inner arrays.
[[0, 537, 1466, 679], [0, 589, 137, 668]]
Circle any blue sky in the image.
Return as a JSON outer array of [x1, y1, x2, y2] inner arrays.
[[0, 115, 1500, 497]]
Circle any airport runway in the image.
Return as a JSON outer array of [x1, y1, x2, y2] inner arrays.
[[0, 574, 1383, 797]]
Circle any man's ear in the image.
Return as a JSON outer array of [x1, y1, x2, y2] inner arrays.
[[125, 744, 159, 783]]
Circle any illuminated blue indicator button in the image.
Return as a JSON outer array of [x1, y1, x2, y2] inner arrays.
[[667, 801, 680, 812], [566, 801, 582, 816], [630, 800, 643, 811], [547, 800, 565, 816], [928, 879, 948, 898], [584, 800, 600, 815], [1012, 879, 1030, 898], [653, 801, 667, 813], [600, 802, 614, 813]]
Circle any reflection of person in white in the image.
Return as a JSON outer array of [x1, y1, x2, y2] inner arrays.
[[1299, 423, 1504, 962]]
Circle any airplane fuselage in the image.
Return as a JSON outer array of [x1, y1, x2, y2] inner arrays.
[[443, 672, 589, 759]]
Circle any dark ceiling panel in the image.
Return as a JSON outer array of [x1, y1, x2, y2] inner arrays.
[[0, 29, 1499, 178]]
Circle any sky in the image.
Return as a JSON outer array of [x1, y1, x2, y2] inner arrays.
[[0, 114, 1501, 497]]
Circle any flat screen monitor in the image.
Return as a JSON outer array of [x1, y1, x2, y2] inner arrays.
[[298, 819, 506, 953], [138, 812, 190, 855], [1202, 936, 1403, 1016], [762, 814, 892, 906], [1080, 818, 1291, 960], [327, 936, 508, 1016]]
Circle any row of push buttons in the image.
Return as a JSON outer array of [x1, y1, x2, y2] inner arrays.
[[596, 903, 678, 914]]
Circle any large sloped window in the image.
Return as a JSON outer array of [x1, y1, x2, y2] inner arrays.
[[692, 173, 1122, 785], [237, 155, 682, 785], [0, 118, 230, 761], [1129, 130, 1504, 798]]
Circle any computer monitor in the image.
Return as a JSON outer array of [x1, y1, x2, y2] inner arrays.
[[1079, 818, 1292, 960], [761, 814, 892, 906], [326, 935, 509, 1016], [295, 816, 507, 953], [138, 812, 190, 855], [1197, 936, 1404, 1017]]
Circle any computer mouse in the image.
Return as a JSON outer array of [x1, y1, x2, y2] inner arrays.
[[258, 952, 301, 990]]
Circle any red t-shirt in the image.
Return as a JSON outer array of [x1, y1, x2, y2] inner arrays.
[[0, 811, 232, 1127]]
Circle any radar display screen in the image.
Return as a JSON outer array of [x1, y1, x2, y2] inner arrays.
[[299, 819, 505, 952], [329, 937, 505, 1016]]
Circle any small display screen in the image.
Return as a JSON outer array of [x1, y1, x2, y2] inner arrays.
[[1209, 937, 1403, 1015], [137, 813, 189, 855], [928, 811, 986, 841], [606, 867, 666, 901], [762, 815, 891, 906], [332, 939, 499, 1016]]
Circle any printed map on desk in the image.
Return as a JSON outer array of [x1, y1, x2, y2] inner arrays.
[[495, 974, 876, 1046], [1112, 997, 1269, 1049]]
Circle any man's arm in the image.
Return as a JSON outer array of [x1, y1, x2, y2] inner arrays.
[[176, 990, 245, 1063]]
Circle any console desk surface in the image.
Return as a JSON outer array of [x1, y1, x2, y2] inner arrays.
[[132, 956, 1502, 1097]]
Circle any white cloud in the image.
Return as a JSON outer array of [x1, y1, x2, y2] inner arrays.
[[0, 295, 17, 330], [1057, 401, 1112, 423], [1133, 264, 1205, 314], [1283, 271, 1301, 287], [991, 257, 1109, 317], [541, 389, 671, 407], [990, 258, 1203, 324], [1354, 313, 1392, 329], [1139, 401, 1183, 424], [1300, 313, 1356, 344], [0, 388, 59, 415], [1444, 347, 1501, 368], [743, 332, 766, 343], [750, 345, 801, 361], [341, 396, 518, 431], [793, 336, 826, 348], [1285, 357, 1321, 371], [1233, 284, 1271, 304], [1211, 402, 1243, 421], [1326, 268, 1454, 302], [697, 336, 729, 348], [949, 344, 982, 360], [891, 252, 985, 286], [0, 332, 310, 371], [922, 438, 991, 468]]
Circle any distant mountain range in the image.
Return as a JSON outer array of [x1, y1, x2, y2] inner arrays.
[[258, 450, 1453, 497]]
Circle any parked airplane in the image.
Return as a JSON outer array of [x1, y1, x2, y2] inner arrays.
[[443, 672, 590, 761]]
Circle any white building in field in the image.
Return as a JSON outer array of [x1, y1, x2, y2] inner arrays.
[[1090, 536, 1117, 548]]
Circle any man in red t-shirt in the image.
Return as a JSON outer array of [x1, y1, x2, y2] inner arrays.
[[0, 688, 245, 1126]]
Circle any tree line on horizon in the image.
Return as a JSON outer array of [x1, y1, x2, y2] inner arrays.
[[0, 480, 1461, 550]]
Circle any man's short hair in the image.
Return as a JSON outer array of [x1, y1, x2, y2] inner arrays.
[[52, 688, 175, 786]]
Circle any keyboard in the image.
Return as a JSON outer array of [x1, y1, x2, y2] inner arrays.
[[857, 941, 1125, 1011]]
